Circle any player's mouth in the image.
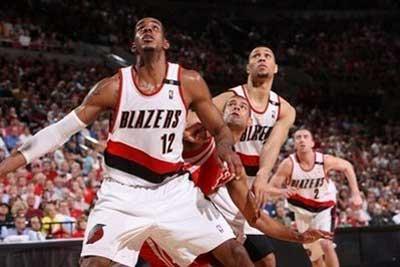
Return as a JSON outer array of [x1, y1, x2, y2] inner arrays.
[[230, 111, 240, 117], [142, 34, 154, 42]]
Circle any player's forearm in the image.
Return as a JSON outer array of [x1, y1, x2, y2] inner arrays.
[[344, 164, 360, 195], [0, 151, 27, 178], [213, 124, 235, 148], [226, 178, 259, 225], [252, 213, 303, 243], [18, 111, 87, 164], [256, 142, 282, 179]]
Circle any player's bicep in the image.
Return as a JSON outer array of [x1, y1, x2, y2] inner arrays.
[[182, 70, 225, 135], [75, 75, 119, 125]]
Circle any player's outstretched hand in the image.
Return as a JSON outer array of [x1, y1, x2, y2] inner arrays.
[[216, 143, 244, 179], [251, 177, 270, 210], [300, 229, 333, 243], [281, 187, 298, 198]]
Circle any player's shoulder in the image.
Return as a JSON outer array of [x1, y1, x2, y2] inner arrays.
[[282, 156, 294, 167], [179, 67, 202, 82]]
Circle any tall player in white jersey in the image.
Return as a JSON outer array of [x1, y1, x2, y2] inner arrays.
[[0, 18, 254, 267], [188, 46, 296, 267], [268, 129, 362, 267]]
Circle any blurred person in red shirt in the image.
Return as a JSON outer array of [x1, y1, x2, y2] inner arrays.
[[72, 215, 87, 238]]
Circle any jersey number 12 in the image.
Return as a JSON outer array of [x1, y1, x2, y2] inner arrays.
[[161, 133, 175, 154]]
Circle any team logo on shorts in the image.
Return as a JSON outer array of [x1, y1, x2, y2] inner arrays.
[[216, 225, 224, 233], [86, 224, 105, 244], [169, 90, 174, 99]]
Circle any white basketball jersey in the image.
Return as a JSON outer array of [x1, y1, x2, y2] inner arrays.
[[104, 63, 187, 187], [229, 85, 280, 176], [287, 152, 336, 215]]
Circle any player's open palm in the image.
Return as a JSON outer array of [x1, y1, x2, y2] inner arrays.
[[300, 229, 333, 243]]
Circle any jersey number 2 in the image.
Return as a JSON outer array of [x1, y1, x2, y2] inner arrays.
[[314, 188, 319, 199], [161, 133, 175, 154]]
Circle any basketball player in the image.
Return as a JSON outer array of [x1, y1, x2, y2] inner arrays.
[[268, 129, 362, 267], [186, 46, 296, 267], [140, 96, 332, 267], [0, 18, 253, 267]]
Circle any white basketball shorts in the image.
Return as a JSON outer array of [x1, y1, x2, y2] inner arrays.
[[295, 206, 336, 262], [81, 173, 235, 267]]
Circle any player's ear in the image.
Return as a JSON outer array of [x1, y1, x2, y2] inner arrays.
[[163, 38, 170, 50], [130, 42, 136, 53], [247, 117, 253, 127], [274, 64, 278, 74], [246, 64, 250, 74]]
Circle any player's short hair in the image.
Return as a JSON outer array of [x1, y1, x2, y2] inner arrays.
[[293, 128, 313, 140]]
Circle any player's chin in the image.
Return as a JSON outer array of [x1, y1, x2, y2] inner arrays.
[[256, 71, 269, 78], [142, 45, 156, 51]]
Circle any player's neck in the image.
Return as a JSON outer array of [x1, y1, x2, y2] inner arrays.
[[246, 76, 273, 101], [135, 53, 167, 89], [296, 150, 315, 165], [228, 125, 244, 143]]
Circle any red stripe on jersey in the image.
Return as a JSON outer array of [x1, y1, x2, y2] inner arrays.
[[106, 140, 183, 174], [237, 152, 259, 167], [289, 193, 335, 210], [182, 138, 213, 159], [184, 139, 233, 195]]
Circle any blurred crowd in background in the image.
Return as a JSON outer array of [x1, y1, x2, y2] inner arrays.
[[0, 0, 399, 242]]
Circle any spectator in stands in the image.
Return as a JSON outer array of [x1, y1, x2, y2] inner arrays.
[[24, 193, 44, 219], [4, 126, 21, 151], [41, 202, 64, 239], [57, 200, 76, 235], [1, 215, 29, 242], [28, 216, 46, 241], [72, 215, 87, 238]]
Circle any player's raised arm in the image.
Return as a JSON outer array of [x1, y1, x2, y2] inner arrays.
[[0, 74, 119, 177], [252, 97, 296, 207], [324, 155, 362, 208], [182, 69, 244, 177]]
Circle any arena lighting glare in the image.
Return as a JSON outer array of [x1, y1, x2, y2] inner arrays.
[[106, 53, 129, 67]]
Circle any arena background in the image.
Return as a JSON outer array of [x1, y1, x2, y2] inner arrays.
[[0, 0, 399, 266]]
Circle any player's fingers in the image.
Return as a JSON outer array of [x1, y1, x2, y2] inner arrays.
[[226, 157, 236, 177], [231, 153, 244, 178], [317, 230, 333, 240]]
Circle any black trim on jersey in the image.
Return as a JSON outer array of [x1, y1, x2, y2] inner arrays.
[[287, 199, 332, 213], [163, 78, 180, 86], [104, 151, 186, 184], [268, 99, 280, 106], [315, 161, 324, 165], [244, 165, 259, 176]]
